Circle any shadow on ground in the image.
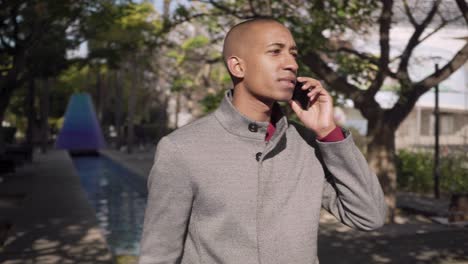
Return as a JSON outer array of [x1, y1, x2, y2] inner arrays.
[[318, 222, 468, 264], [0, 218, 112, 264], [0, 150, 113, 264]]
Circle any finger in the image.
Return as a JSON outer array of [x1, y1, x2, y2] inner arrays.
[[301, 80, 323, 91], [289, 100, 304, 115], [297, 76, 321, 84], [296, 76, 308, 83], [301, 83, 317, 93], [309, 95, 319, 106], [310, 84, 332, 97], [308, 87, 324, 99]]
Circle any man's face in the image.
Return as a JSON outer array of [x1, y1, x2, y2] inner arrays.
[[242, 22, 299, 103]]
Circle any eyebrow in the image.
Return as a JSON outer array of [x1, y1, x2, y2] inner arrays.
[[267, 42, 298, 51]]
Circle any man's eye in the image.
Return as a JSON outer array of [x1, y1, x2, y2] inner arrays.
[[291, 52, 298, 58], [269, 49, 281, 54]]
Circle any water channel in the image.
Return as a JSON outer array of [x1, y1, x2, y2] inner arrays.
[[72, 154, 148, 256]]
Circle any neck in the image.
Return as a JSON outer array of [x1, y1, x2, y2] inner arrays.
[[232, 86, 273, 123]]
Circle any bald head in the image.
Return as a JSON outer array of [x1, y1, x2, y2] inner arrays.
[[221, 18, 299, 107], [222, 18, 286, 67]]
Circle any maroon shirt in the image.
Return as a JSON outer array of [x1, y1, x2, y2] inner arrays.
[[265, 107, 344, 142]]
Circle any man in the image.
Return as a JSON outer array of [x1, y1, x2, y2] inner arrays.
[[139, 18, 387, 264]]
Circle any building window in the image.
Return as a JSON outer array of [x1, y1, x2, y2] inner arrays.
[[430, 114, 455, 135]]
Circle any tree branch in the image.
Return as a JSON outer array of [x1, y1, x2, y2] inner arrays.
[[302, 50, 382, 120], [333, 46, 401, 82], [169, 12, 210, 29], [336, 47, 379, 65], [402, 0, 418, 27], [390, 42, 468, 126], [397, 0, 441, 77], [197, 0, 256, 19], [417, 42, 468, 90], [248, 0, 259, 16], [205, 56, 222, 64], [418, 15, 462, 43], [365, 0, 393, 98], [302, 52, 359, 97], [455, 0, 468, 24]]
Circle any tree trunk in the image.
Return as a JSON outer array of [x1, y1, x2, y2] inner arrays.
[[127, 60, 137, 154], [39, 78, 50, 153], [0, 83, 16, 154], [0, 101, 5, 154], [103, 69, 111, 128], [0, 81, 17, 126], [0, 53, 26, 125], [96, 66, 102, 121], [114, 70, 123, 149], [366, 123, 398, 222], [163, 0, 171, 19], [26, 76, 36, 146], [175, 92, 180, 128]]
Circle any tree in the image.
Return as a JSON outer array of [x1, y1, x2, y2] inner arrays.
[[85, 1, 167, 152], [182, 0, 468, 220], [0, 0, 111, 123], [0, 0, 120, 152], [165, 32, 231, 126]]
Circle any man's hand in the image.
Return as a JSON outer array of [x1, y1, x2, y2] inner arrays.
[[289, 77, 336, 139]]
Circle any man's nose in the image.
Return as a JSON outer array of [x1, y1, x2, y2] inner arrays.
[[284, 55, 299, 74]]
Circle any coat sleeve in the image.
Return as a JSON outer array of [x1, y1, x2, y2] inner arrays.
[[317, 131, 387, 231], [138, 136, 194, 264]]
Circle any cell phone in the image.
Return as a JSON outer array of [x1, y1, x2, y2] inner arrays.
[[292, 81, 310, 110]]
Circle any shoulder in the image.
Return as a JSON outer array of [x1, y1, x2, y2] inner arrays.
[[154, 113, 217, 159], [169, 113, 216, 136], [162, 112, 219, 146]]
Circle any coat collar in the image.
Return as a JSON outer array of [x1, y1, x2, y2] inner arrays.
[[214, 90, 289, 144]]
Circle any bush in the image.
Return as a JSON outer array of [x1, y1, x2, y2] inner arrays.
[[396, 150, 433, 193], [396, 149, 468, 194], [440, 154, 468, 194]]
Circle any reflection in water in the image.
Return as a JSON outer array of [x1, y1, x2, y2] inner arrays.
[[72, 155, 147, 255]]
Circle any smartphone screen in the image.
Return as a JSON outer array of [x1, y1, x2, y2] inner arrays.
[[292, 81, 309, 110]]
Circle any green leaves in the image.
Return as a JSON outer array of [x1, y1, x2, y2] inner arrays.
[[174, 5, 190, 19], [182, 36, 210, 50], [171, 77, 194, 92], [199, 89, 225, 114], [86, 1, 164, 68], [335, 53, 377, 88], [396, 150, 468, 194]]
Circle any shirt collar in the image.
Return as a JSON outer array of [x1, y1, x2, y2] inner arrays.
[[214, 89, 289, 143]]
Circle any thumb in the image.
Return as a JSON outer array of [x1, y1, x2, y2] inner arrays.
[[289, 100, 303, 117]]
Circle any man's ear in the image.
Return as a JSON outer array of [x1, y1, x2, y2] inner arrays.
[[227, 56, 244, 78]]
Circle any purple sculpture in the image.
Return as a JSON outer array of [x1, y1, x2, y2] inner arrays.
[[56, 93, 106, 151]]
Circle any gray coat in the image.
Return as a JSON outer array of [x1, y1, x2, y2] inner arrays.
[[139, 91, 387, 264]]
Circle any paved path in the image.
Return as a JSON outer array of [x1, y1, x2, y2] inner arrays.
[[318, 210, 468, 263], [0, 150, 113, 264]]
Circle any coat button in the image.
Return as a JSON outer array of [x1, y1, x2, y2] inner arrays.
[[248, 123, 258, 132], [255, 152, 262, 161]]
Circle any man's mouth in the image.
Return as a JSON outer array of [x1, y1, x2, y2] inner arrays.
[[278, 77, 296, 83], [278, 78, 295, 88]]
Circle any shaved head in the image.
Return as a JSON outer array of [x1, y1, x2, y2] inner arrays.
[[222, 18, 285, 70], [221, 17, 298, 108]]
